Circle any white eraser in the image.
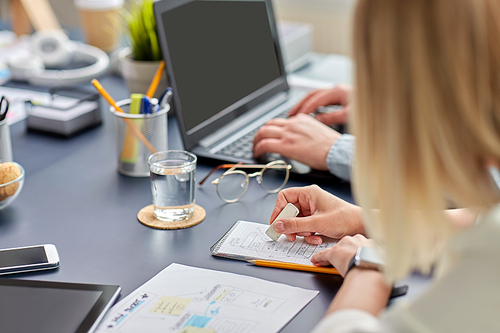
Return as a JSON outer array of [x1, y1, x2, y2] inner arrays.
[[265, 203, 299, 241]]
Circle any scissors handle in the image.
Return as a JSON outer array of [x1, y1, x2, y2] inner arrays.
[[0, 96, 10, 121]]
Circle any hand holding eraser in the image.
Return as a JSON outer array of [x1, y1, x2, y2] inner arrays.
[[265, 203, 300, 241]]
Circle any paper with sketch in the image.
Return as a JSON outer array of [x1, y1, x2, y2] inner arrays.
[[211, 220, 336, 265], [96, 263, 318, 333]]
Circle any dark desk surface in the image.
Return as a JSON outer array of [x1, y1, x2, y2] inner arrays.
[[0, 72, 360, 332]]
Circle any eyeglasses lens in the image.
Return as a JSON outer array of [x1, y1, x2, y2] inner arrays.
[[261, 162, 288, 193], [217, 172, 248, 201]]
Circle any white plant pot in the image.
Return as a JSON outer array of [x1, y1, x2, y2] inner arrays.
[[119, 48, 168, 99]]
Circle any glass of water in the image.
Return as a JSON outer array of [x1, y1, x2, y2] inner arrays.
[[148, 150, 197, 222]]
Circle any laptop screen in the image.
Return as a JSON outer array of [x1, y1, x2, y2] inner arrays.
[[156, 0, 288, 148]]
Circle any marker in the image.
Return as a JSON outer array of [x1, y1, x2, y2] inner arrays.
[[265, 203, 300, 241], [248, 260, 339, 275], [129, 94, 143, 114]]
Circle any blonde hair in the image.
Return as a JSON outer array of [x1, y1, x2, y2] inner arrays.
[[352, 0, 500, 280]]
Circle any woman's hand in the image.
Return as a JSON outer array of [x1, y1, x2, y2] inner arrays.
[[313, 236, 391, 317], [311, 234, 376, 277], [269, 185, 365, 244]]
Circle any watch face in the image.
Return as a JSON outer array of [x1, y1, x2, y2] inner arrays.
[[352, 247, 384, 272], [347, 247, 385, 275], [359, 247, 384, 266]]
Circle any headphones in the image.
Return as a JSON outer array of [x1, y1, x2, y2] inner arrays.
[[8, 30, 110, 87]]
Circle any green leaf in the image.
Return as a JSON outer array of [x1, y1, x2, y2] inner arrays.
[[123, 0, 163, 61]]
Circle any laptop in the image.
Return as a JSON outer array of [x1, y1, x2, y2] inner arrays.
[[154, 0, 335, 181]]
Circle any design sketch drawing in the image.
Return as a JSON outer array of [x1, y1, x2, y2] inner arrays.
[[218, 221, 336, 265]]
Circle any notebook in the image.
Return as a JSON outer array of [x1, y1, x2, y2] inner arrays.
[[211, 220, 337, 265], [154, 0, 335, 181]]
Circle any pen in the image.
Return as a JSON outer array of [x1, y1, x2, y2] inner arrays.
[[247, 260, 340, 275], [150, 98, 159, 113], [146, 60, 165, 98], [141, 96, 152, 114], [159, 87, 173, 110], [91, 79, 157, 154]]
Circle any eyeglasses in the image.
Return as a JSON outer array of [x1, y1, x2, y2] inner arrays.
[[198, 160, 292, 203]]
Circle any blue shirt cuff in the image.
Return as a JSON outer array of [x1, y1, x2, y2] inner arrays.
[[326, 134, 355, 181]]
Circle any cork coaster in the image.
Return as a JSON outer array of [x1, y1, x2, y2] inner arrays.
[[137, 204, 206, 230]]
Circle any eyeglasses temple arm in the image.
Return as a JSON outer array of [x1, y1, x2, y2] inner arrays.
[[198, 164, 236, 186], [197, 162, 289, 186]]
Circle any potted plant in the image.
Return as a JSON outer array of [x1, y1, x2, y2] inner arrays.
[[119, 0, 168, 98]]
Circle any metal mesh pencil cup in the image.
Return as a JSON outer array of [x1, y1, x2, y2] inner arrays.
[[110, 99, 169, 177]]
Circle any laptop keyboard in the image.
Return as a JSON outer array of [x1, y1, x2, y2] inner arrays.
[[216, 109, 289, 160]]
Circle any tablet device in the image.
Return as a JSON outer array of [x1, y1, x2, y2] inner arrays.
[[0, 279, 120, 333]]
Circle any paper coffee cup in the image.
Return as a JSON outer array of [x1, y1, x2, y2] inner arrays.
[[75, 0, 124, 52]]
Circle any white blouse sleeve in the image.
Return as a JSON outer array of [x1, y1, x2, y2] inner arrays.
[[310, 206, 500, 333]]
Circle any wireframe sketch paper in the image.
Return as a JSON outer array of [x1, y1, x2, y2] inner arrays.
[[211, 220, 337, 265], [96, 263, 318, 333]]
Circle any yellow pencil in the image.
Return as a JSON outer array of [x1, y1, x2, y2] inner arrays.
[[91, 79, 157, 154], [146, 60, 165, 98], [248, 260, 340, 275]]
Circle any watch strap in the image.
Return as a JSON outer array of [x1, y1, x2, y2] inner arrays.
[[347, 251, 359, 274], [346, 247, 408, 300]]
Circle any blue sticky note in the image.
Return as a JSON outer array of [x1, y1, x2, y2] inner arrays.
[[183, 314, 212, 328]]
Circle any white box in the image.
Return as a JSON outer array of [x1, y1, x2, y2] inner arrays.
[[278, 21, 314, 72]]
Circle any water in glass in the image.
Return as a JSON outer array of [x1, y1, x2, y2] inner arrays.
[[150, 159, 195, 221]]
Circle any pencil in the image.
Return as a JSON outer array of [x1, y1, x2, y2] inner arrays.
[[248, 260, 340, 275], [120, 94, 143, 164], [146, 60, 165, 98], [91, 79, 157, 154]]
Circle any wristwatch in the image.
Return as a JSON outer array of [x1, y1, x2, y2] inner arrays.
[[347, 247, 385, 274]]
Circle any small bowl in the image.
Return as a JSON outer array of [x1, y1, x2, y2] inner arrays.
[[0, 161, 25, 210]]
